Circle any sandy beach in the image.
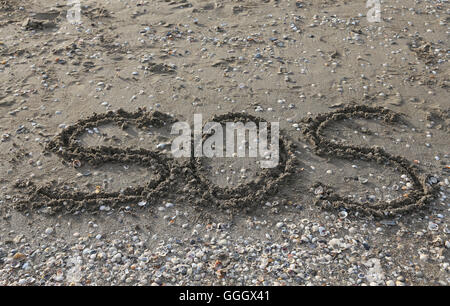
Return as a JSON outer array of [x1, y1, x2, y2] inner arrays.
[[0, 0, 448, 285]]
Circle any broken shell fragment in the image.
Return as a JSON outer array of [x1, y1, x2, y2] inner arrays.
[[72, 159, 82, 168]]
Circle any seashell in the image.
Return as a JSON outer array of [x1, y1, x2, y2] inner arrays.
[[314, 186, 324, 195], [72, 159, 82, 168], [359, 177, 368, 184], [427, 176, 438, 185], [338, 211, 348, 219], [428, 222, 438, 231]]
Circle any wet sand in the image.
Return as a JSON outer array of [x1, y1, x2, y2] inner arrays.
[[0, 0, 448, 285]]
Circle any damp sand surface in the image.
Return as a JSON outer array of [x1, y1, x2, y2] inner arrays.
[[0, 0, 448, 285]]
